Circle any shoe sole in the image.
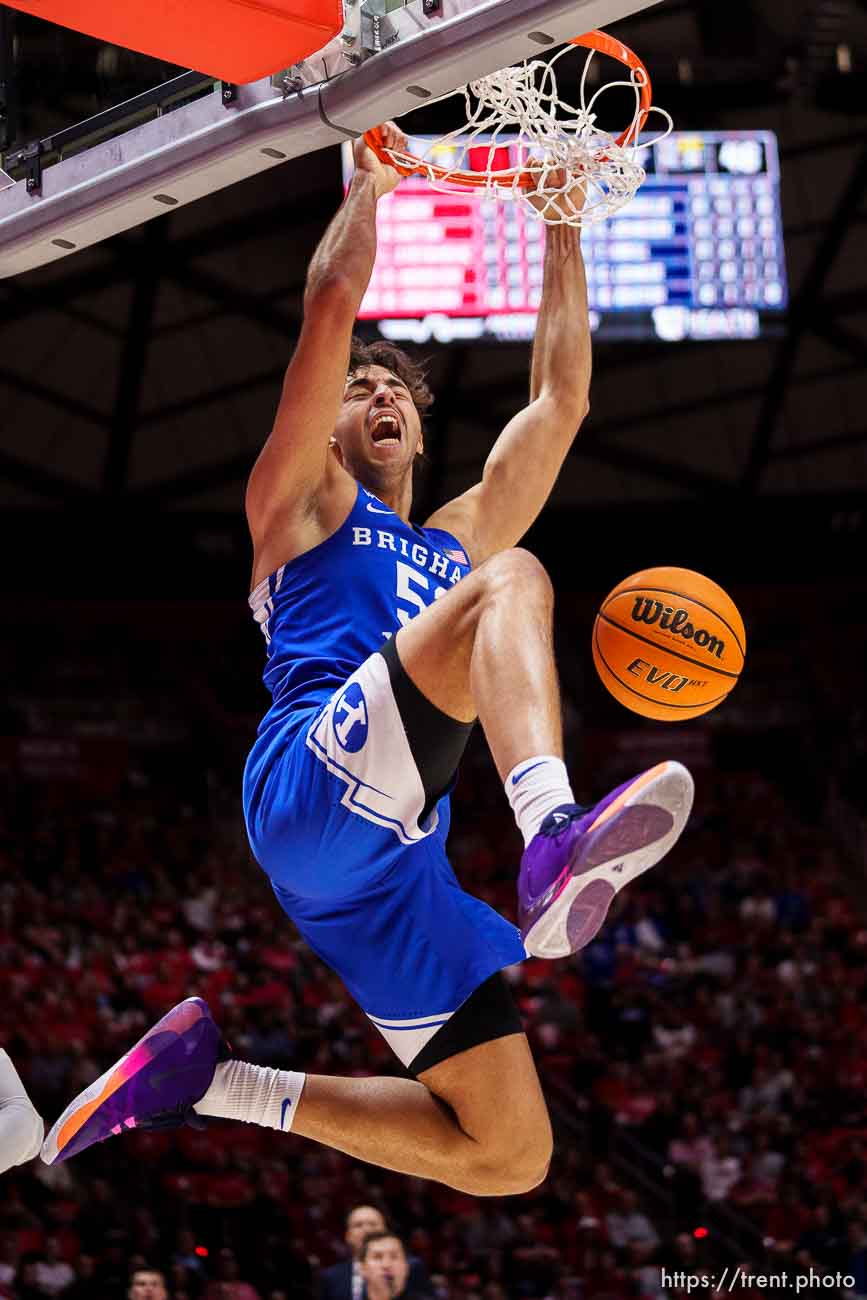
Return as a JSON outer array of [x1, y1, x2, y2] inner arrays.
[[41, 998, 209, 1166], [522, 761, 694, 959], [0, 1049, 45, 1163]]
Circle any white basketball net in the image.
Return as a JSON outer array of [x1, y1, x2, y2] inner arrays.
[[383, 44, 673, 226]]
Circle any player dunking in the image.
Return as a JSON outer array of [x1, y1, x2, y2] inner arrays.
[[36, 125, 693, 1195]]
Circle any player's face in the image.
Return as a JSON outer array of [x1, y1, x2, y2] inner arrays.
[[361, 1238, 409, 1292], [333, 365, 423, 486]]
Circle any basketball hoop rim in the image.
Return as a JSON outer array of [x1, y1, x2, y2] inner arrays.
[[362, 29, 654, 191]]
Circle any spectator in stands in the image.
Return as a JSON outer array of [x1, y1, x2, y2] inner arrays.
[[738, 1057, 794, 1116], [318, 1205, 431, 1300], [604, 1189, 659, 1252], [168, 1263, 195, 1299], [319, 1205, 388, 1300], [170, 1230, 208, 1289], [62, 1256, 97, 1300], [651, 1004, 697, 1061], [751, 1129, 785, 1187], [727, 1152, 777, 1210], [504, 1211, 562, 1295], [359, 1233, 425, 1300], [95, 1230, 135, 1296], [0, 1240, 18, 1293], [256, 1230, 314, 1297], [795, 1204, 849, 1271], [16, 1257, 51, 1300], [204, 1248, 260, 1300], [129, 1269, 169, 1300], [657, 1232, 700, 1276], [699, 1133, 741, 1203], [32, 1237, 74, 1297], [846, 1222, 867, 1297], [667, 1113, 713, 1173]]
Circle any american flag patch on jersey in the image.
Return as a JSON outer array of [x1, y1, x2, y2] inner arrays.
[[444, 547, 467, 565]]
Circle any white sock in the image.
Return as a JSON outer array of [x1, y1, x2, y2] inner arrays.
[[505, 755, 576, 847], [0, 1050, 44, 1170], [193, 1060, 306, 1133]]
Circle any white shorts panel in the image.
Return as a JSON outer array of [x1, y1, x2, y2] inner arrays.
[[305, 650, 439, 846]]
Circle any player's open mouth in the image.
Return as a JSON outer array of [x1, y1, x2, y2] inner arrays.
[[369, 412, 401, 445]]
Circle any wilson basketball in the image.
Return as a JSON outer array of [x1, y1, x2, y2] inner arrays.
[[592, 566, 746, 721]]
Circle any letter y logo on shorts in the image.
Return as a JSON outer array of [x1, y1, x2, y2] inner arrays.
[[334, 683, 369, 752]]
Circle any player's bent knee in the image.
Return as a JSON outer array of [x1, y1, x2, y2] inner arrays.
[[465, 1122, 554, 1196], [467, 1149, 551, 1196], [516, 1124, 554, 1190], [480, 548, 553, 604], [501, 1145, 552, 1195]]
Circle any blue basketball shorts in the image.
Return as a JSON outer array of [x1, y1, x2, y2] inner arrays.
[[242, 639, 527, 1068]]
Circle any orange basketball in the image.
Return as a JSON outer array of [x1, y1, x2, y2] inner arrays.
[[592, 566, 746, 721]]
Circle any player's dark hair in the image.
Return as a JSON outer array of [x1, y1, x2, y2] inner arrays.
[[348, 337, 434, 419], [359, 1231, 406, 1261]]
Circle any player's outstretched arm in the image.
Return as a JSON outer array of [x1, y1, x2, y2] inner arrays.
[[245, 125, 406, 542], [425, 218, 591, 566]]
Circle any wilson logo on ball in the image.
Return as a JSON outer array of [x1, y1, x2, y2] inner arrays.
[[592, 566, 746, 722], [630, 597, 725, 659]]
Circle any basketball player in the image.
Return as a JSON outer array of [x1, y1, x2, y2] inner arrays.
[[41, 124, 693, 1194]]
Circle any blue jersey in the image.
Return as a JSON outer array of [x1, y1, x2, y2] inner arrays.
[[242, 480, 527, 1044], [248, 482, 471, 720]]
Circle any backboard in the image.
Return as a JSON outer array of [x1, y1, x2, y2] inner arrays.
[[0, 0, 343, 83]]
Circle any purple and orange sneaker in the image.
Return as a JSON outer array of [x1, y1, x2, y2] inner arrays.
[[518, 760, 694, 958], [41, 998, 223, 1165]]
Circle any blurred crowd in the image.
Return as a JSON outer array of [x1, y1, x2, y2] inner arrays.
[[0, 593, 866, 1299]]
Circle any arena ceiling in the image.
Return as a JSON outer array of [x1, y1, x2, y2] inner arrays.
[[0, 0, 866, 517]]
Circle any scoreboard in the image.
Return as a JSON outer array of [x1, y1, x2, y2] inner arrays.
[[341, 131, 788, 343]]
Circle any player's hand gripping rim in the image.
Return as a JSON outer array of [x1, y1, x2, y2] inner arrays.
[[524, 164, 588, 222], [353, 121, 408, 199]]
